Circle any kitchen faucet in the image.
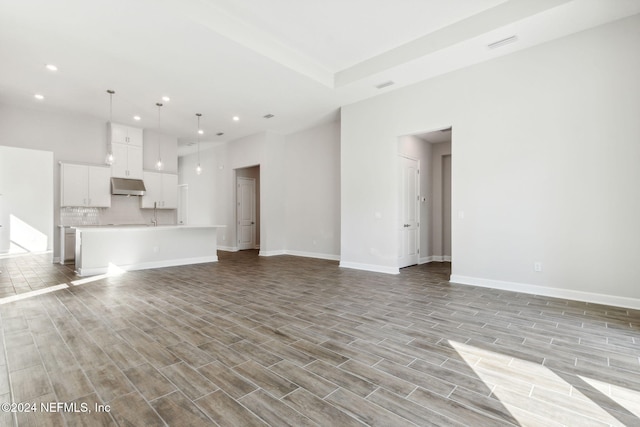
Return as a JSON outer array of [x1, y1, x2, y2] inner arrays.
[[152, 202, 158, 226]]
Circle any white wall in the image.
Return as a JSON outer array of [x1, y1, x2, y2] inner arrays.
[[0, 146, 53, 253], [144, 129, 178, 173], [178, 146, 218, 226], [285, 120, 341, 259], [181, 121, 341, 259], [341, 15, 640, 308], [180, 131, 288, 254]]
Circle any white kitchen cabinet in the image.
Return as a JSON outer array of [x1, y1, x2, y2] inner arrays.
[[141, 171, 178, 209], [108, 123, 143, 147], [110, 143, 143, 179], [60, 163, 111, 207], [109, 123, 143, 178]]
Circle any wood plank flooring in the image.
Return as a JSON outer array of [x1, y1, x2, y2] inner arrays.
[[0, 250, 639, 426]]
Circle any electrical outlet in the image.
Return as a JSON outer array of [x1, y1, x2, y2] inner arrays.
[[534, 262, 542, 272]]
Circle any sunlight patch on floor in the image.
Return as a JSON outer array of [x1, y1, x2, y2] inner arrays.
[[0, 283, 69, 305], [449, 340, 629, 427], [71, 263, 126, 286], [580, 375, 640, 419]]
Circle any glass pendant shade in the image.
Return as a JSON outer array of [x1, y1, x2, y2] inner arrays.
[[155, 102, 163, 171], [195, 113, 202, 175]]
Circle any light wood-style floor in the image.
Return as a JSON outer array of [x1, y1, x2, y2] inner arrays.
[[0, 250, 639, 426]]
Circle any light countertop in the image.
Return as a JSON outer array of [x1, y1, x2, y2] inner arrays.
[[66, 224, 226, 231]]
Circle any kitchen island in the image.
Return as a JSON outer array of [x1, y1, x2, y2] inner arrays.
[[73, 225, 225, 276]]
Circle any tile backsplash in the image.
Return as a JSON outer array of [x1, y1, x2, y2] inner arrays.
[[61, 196, 176, 226]]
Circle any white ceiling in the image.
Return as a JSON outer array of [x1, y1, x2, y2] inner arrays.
[[1, 0, 638, 154]]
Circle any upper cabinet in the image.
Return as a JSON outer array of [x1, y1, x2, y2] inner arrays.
[[140, 171, 178, 209], [61, 163, 111, 207], [108, 123, 143, 179], [109, 123, 142, 147]]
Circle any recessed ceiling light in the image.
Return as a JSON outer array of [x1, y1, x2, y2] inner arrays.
[[34, 93, 44, 100], [232, 116, 239, 121], [45, 64, 58, 72], [133, 115, 141, 121], [162, 96, 170, 102], [198, 129, 204, 135]]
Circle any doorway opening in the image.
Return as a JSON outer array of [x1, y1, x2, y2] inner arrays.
[[235, 165, 260, 251], [397, 127, 452, 269]]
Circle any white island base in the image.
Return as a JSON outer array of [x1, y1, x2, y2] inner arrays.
[[74, 225, 225, 277]]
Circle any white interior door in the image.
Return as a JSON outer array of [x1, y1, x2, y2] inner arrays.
[[398, 155, 420, 268], [237, 177, 256, 250]]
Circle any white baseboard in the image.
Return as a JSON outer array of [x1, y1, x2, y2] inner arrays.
[[52, 256, 61, 264], [419, 256, 452, 264], [450, 275, 640, 310], [259, 250, 286, 257], [221, 247, 339, 261], [284, 250, 340, 261], [339, 261, 399, 275], [76, 256, 219, 277]]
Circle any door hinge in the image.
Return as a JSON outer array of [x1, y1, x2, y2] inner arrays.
[[417, 248, 420, 254]]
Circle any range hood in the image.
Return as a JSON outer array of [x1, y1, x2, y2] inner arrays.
[[111, 177, 146, 196]]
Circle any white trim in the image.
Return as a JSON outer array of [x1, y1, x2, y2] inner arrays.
[[421, 255, 452, 263], [259, 250, 286, 257], [217, 246, 238, 252], [340, 261, 399, 275], [52, 256, 61, 264], [284, 250, 340, 261], [450, 275, 640, 310], [76, 255, 218, 277]]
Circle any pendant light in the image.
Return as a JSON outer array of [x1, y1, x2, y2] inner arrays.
[[195, 113, 202, 175], [105, 90, 115, 165], [155, 102, 163, 171]]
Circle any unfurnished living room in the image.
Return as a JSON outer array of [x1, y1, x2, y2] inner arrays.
[[1, 1, 639, 426]]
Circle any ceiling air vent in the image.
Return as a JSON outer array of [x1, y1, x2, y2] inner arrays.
[[263, 114, 274, 119], [216, 132, 224, 136], [375, 80, 394, 89], [488, 35, 518, 50]]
